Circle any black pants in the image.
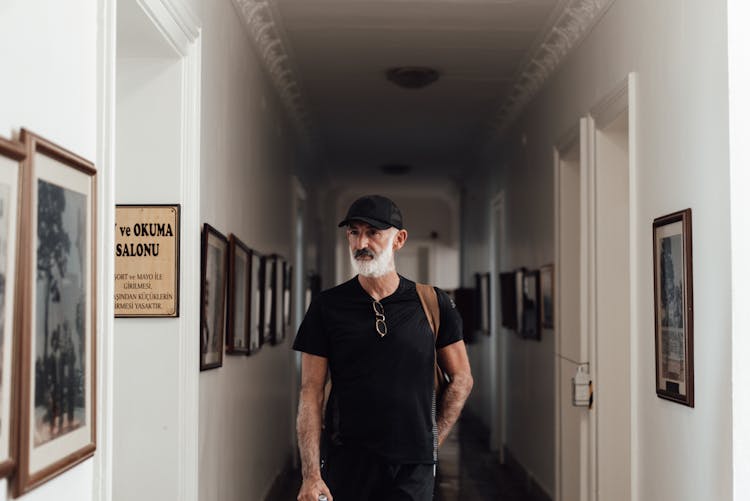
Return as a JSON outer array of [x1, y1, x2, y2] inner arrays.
[[322, 445, 435, 501]]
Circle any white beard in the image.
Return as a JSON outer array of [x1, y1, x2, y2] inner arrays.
[[350, 232, 396, 278]]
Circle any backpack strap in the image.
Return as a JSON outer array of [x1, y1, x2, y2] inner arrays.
[[416, 283, 450, 402], [416, 283, 440, 339]]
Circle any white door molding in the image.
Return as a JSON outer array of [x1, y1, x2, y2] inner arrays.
[[585, 72, 637, 501], [729, 2, 750, 497], [94, 0, 117, 499], [119, 2, 202, 501]]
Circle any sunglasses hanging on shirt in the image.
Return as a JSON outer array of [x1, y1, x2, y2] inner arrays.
[[372, 300, 387, 337]]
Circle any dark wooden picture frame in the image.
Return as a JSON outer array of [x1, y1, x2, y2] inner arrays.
[[653, 209, 694, 407], [260, 255, 274, 346], [539, 264, 554, 329], [200, 224, 228, 370], [521, 269, 541, 340], [226, 235, 251, 355], [16, 129, 97, 495], [271, 256, 285, 345], [499, 272, 517, 330], [0, 137, 25, 481], [514, 268, 525, 336], [475, 272, 490, 335], [248, 250, 262, 355], [283, 262, 293, 328]]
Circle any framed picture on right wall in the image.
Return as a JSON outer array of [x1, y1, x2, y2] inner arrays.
[[539, 264, 554, 329], [653, 208, 694, 407]]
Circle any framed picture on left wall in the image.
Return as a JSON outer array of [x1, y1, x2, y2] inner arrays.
[[226, 234, 251, 355], [0, 137, 25, 481], [200, 224, 228, 370], [475, 272, 490, 335], [248, 250, 262, 355], [16, 129, 97, 495]]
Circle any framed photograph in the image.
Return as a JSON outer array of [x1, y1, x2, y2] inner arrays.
[[283, 262, 292, 327], [540, 264, 554, 329], [514, 268, 525, 336], [260, 255, 274, 345], [452, 287, 477, 344], [272, 257, 285, 345], [16, 129, 97, 494], [499, 272, 517, 330], [248, 251, 262, 354], [475, 272, 490, 334], [226, 235, 251, 355], [521, 269, 540, 340], [0, 138, 25, 480], [200, 224, 228, 371], [653, 209, 694, 407]]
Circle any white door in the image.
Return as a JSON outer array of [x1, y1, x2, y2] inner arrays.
[[556, 77, 634, 501]]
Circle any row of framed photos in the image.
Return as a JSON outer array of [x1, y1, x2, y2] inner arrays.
[[467, 207, 694, 407], [473, 265, 554, 341], [0, 131, 96, 495], [200, 224, 292, 371]]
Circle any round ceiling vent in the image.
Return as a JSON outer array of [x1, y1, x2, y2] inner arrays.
[[385, 67, 440, 89], [380, 163, 412, 175]]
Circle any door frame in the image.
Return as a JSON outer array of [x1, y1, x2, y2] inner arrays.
[[103, 1, 202, 500], [489, 191, 506, 458], [554, 73, 637, 501], [553, 120, 585, 501], [587, 72, 638, 501]]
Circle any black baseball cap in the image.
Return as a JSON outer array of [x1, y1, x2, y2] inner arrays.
[[338, 195, 404, 230]]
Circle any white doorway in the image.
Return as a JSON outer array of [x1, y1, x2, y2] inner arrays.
[[554, 123, 588, 501], [555, 75, 636, 501], [113, 1, 201, 500]]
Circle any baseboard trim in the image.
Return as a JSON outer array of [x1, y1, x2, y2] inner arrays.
[[503, 445, 553, 501]]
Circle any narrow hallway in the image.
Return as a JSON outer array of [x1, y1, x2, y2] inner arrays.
[[272, 412, 535, 501], [0, 0, 744, 500]]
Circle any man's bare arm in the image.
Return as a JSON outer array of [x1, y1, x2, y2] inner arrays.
[[436, 340, 473, 447], [296, 353, 333, 501]]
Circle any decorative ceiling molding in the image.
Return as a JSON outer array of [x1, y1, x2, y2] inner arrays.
[[232, 0, 316, 150], [486, 0, 615, 137]]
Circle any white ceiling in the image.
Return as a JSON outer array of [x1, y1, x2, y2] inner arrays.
[[268, 0, 562, 181]]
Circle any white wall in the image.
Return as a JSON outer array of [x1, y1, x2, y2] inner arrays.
[[463, 0, 731, 498], [114, 55, 185, 500], [729, 1, 750, 498], [194, 1, 311, 500], [0, 0, 101, 500]]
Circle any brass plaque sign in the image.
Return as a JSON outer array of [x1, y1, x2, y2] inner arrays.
[[115, 205, 180, 317]]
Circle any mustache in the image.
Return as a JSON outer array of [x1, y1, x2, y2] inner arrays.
[[354, 248, 375, 259]]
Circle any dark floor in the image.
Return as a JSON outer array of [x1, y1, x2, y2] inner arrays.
[[271, 413, 536, 501]]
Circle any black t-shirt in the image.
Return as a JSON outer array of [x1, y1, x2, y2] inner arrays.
[[293, 275, 463, 464]]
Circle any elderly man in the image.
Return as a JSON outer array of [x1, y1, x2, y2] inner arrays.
[[294, 195, 473, 501]]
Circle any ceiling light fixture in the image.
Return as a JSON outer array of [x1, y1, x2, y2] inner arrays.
[[385, 67, 440, 89]]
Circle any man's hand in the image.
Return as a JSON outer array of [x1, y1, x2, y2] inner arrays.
[[297, 475, 332, 501]]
